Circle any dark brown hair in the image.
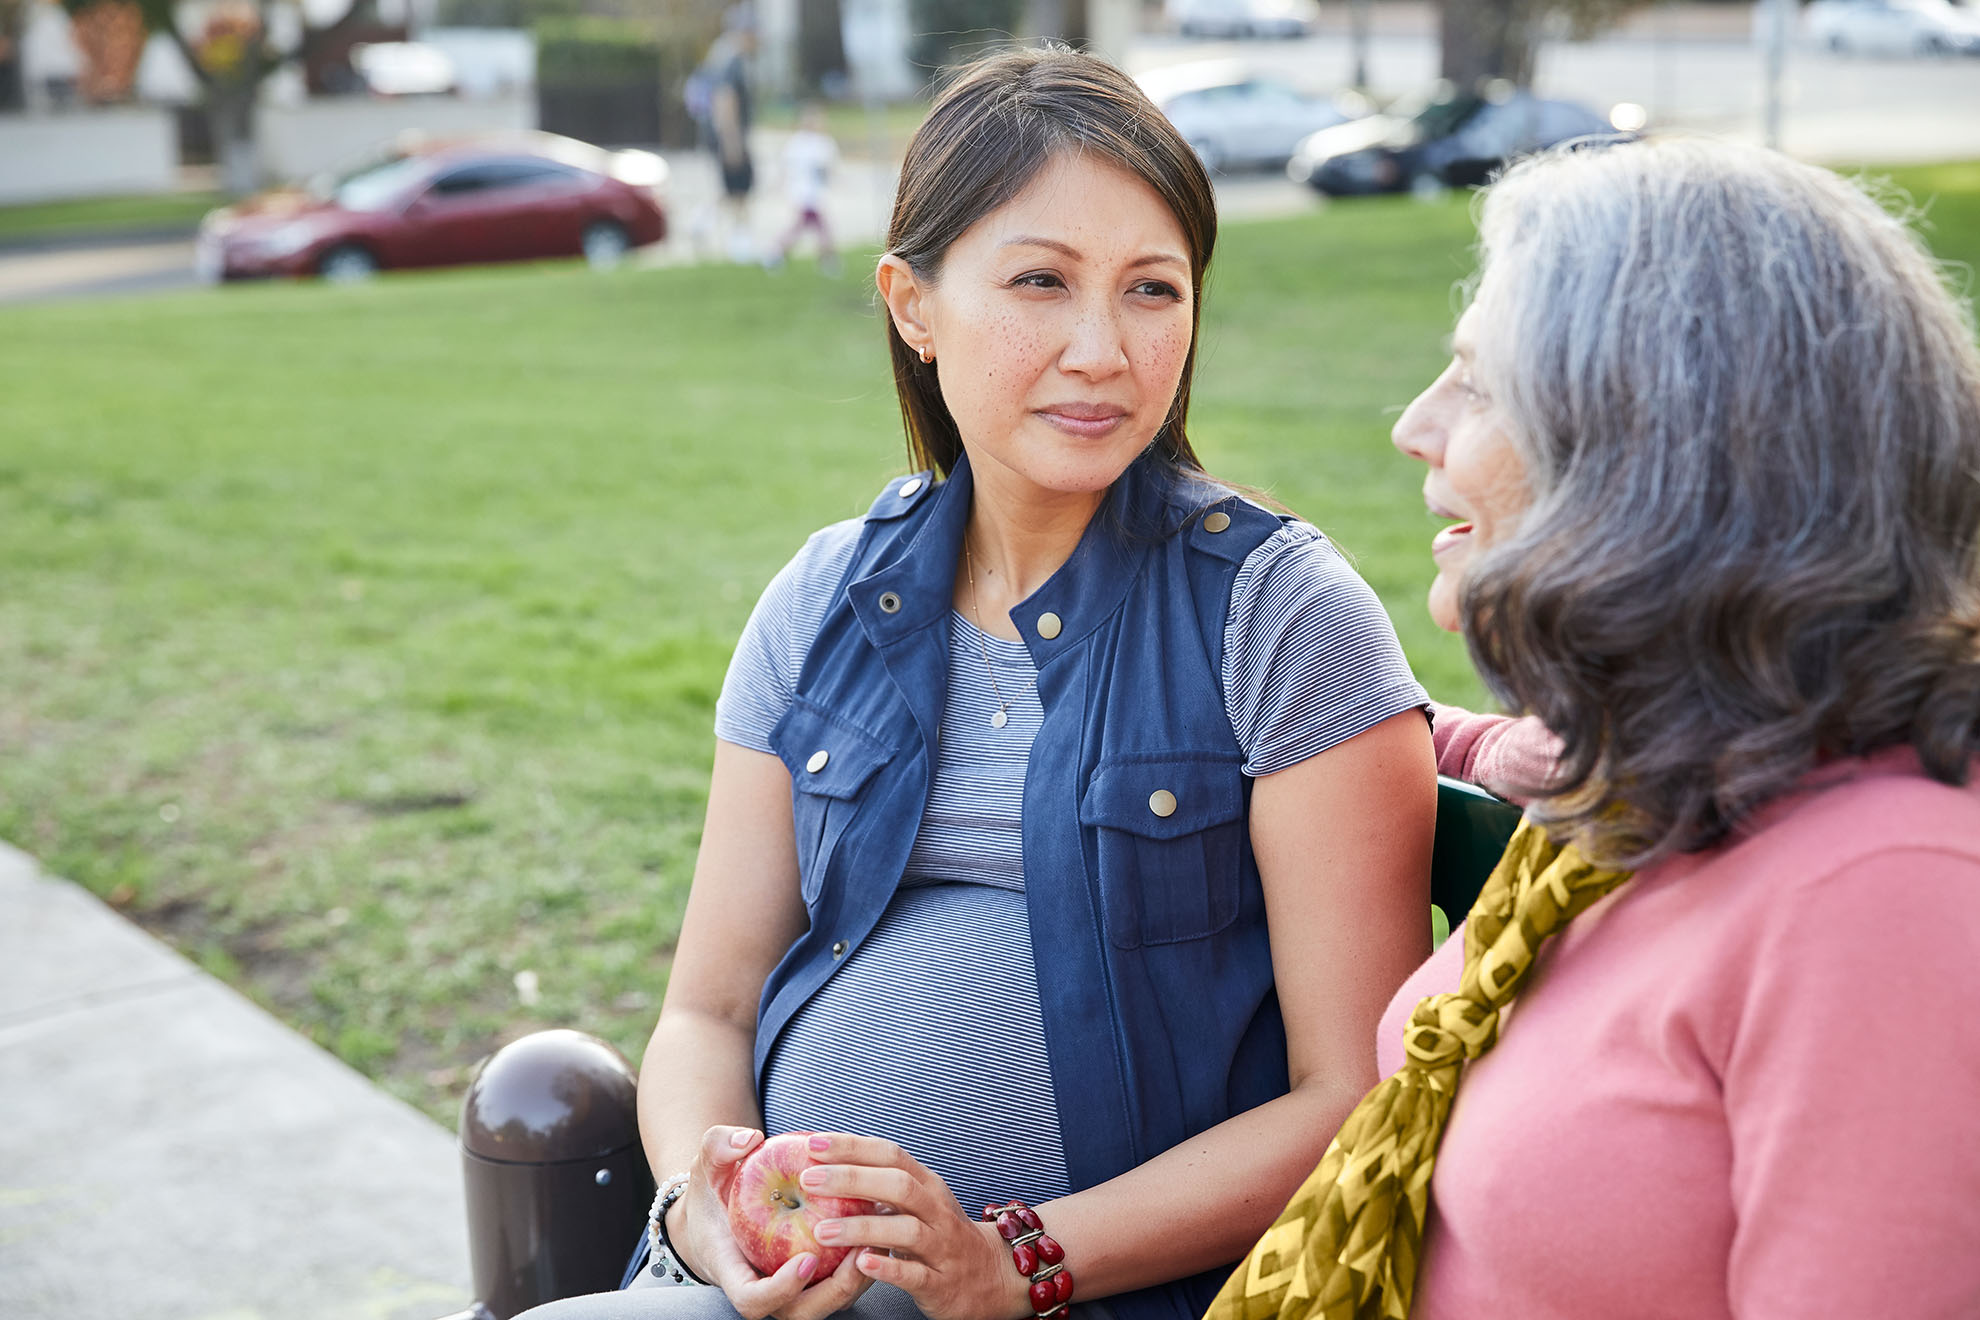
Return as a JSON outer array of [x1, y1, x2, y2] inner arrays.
[[884, 47, 1218, 479]]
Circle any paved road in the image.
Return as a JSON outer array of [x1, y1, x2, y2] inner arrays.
[[0, 234, 204, 303], [8, 17, 1978, 305], [1132, 25, 1980, 163]]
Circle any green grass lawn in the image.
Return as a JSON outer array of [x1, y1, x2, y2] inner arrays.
[[756, 99, 934, 160], [0, 191, 227, 243], [3, 163, 1976, 1125]]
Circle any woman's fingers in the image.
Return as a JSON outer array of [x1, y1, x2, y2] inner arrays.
[[724, 1250, 819, 1320], [800, 1161, 922, 1209], [705, 1124, 764, 1169], [776, 1249, 873, 1320], [798, 1133, 942, 1216], [814, 1212, 929, 1257], [854, 1249, 932, 1295], [701, 1124, 764, 1203], [802, 1132, 929, 1177]]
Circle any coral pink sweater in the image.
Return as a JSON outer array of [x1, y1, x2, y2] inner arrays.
[[1380, 750, 1980, 1318]]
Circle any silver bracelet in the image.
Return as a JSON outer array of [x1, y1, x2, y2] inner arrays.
[[647, 1173, 710, 1285]]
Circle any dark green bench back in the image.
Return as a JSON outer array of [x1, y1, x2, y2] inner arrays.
[[1431, 775, 1522, 939]]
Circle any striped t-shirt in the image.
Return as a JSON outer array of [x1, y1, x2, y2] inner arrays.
[[715, 511, 1426, 1214]]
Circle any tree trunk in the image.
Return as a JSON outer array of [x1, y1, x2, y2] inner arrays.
[[0, 51, 21, 113], [207, 81, 260, 195], [1348, 0, 1371, 89], [0, 0, 25, 110], [797, 0, 847, 95], [1438, 0, 1536, 89]]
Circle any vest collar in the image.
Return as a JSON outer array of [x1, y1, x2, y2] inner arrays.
[[847, 452, 1184, 666]]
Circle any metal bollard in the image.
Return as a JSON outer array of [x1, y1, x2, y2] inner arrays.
[[441, 1029, 655, 1320]]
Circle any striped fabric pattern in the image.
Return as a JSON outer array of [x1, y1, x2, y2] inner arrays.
[[718, 509, 1427, 1210], [760, 612, 1052, 1212], [761, 882, 1070, 1214], [895, 619, 1039, 892]]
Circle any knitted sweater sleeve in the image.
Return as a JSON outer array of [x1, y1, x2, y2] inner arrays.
[[1427, 701, 1561, 805]]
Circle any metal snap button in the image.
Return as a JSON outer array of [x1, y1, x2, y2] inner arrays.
[[832, 940, 848, 959], [806, 750, 830, 773], [1148, 789, 1178, 818], [879, 591, 902, 614], [1204, 511, 1231, 533], [900, 478, 923, 498], [1036, 612, 1063, 640]]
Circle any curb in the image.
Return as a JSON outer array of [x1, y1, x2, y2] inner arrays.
[[0, 224, 203, 256]]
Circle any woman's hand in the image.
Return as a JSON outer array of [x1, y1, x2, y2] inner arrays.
[[800, 1133, 1032, 1320], [672, 1125, 876, 1320]]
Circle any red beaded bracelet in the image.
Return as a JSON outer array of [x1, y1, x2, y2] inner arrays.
[[982, 1199, 1074, 1319]]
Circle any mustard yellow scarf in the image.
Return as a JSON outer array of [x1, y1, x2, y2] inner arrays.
[[1203, 820, 1632, 1320]]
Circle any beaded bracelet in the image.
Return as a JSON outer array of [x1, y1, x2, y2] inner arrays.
[[647, 1174, 711, 1286], [982, 1199, 1074, 1319]]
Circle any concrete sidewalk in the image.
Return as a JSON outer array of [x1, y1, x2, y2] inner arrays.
[[0, 841, 473, 1320]]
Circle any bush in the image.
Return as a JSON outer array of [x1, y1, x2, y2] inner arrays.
[[534, 17, 662, 87], [433, 0, 580, 30]]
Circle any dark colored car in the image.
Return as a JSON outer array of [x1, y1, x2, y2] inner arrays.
[[197, 132, 668, 282], [1287, 85, 1625, 197]]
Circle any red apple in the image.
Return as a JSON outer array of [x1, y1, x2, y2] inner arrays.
[[725, 1131, 877, 1277]]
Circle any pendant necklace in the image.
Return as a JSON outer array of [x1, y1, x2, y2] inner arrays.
[[963, 537, 1038, 730]]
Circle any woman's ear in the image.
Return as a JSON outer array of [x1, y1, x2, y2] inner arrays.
[[876, 254, 934, 360]]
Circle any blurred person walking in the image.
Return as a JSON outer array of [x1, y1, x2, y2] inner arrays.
[[766, 104, 840, 275], [688, 3, 759, 262]]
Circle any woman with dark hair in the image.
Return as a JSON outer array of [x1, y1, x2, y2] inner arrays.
[[521, 46, 1436, 1320], [1209, 137, 1980, 1320]]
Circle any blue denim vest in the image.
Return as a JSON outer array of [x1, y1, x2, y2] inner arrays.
[[759, 456, 1289, 1320]]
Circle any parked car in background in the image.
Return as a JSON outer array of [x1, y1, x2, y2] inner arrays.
[[1801, 0, 1980, 55], [197, 133, 668, 283], [1168, 0, 1320, 39], [1288, 83, 1623, 197], [1142, 60, 1368, 171]]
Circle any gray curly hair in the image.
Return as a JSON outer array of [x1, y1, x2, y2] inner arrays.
[[1459, 137, 1980, 866]]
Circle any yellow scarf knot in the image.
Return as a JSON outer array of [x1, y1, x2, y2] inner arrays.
[[1201, 820, 1632, 1320], [1399, 994, 1499, 1071]]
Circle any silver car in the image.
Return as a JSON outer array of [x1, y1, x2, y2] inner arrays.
[[1168, 0, 1320, 39], [1802, 0, 1980, 55], [1144, 63, 1365, 172]]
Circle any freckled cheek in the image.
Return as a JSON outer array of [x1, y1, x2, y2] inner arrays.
[[1136, 323, 1193, 393], [969, 312, 1050, 371]]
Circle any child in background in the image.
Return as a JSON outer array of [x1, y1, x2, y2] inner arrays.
[[768, 105, 839, 275]]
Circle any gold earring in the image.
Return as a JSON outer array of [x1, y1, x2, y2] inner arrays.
[[919, 346, 934, 364]]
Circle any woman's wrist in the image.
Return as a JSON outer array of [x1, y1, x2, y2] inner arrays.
[[981, 1200, 1075, 1320], [977, 1219, 1036, 1319], [667, 1189, 709, 1282]]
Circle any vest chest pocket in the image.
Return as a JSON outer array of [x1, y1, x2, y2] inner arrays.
[[1079, 754, 1247, 949], [769, 698, 895, 905]]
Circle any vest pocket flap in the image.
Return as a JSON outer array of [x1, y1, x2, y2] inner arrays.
[[770, 699, 894, 801], [1079, 755, 1245, 840]]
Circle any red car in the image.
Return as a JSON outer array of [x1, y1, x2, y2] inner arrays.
[[197, 132, 669, 282]]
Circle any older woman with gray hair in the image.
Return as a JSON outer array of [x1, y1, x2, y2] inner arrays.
[[1202, 137, 1980, 1320]]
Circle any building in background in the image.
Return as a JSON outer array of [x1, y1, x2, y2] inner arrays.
[[752, 0, 1140, 103]]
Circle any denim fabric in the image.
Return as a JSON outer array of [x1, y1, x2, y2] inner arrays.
[[756, 456, 1290, 1320]]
